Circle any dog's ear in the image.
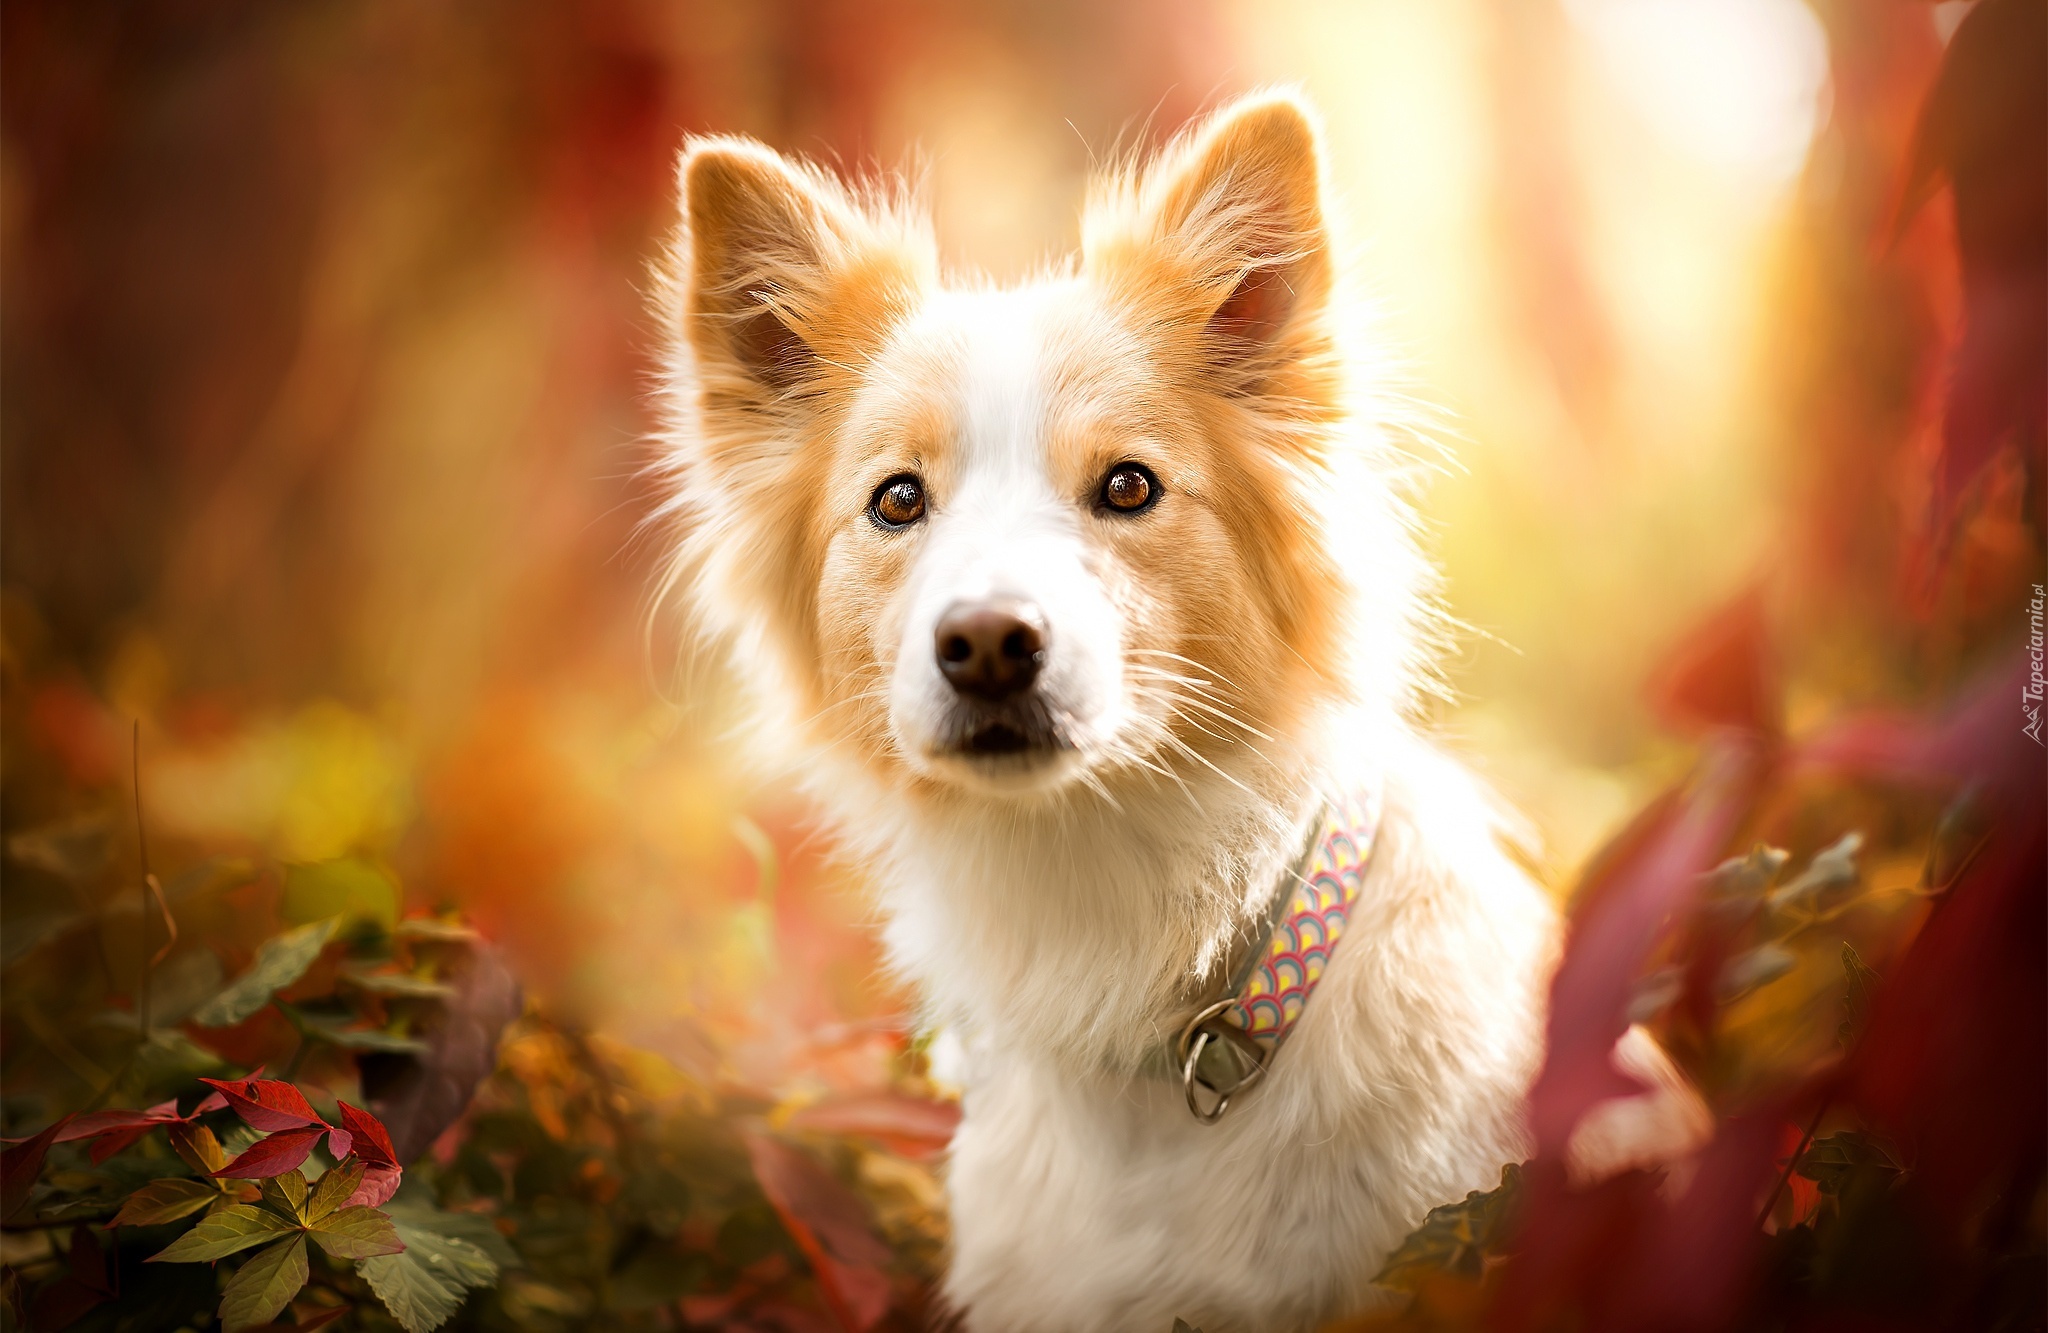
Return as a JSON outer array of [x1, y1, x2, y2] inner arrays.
[[1083, 92, 1334, 394], [675, 138, 927, 407]]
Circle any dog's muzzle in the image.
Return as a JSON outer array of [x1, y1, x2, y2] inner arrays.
[[931, 597, 1072, 757]]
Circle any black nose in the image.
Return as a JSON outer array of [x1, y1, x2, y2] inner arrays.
[[935, 599, 1047, 702]]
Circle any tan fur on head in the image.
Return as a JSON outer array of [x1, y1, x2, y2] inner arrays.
[[655, 92, 1432, 803]]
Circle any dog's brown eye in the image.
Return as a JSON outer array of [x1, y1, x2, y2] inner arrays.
[[870, 475, 926, 528], [1100, 463, 1157, 513]]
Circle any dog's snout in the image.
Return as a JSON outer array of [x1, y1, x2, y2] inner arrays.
[[935, 599, 1048, 702]]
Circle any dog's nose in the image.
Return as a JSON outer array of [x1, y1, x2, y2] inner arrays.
[[935, 599, 1047, 702]]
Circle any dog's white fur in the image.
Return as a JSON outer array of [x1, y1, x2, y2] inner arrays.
[[655, 92, 1565, 1332]]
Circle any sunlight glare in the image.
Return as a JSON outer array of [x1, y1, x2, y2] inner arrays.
[[1563, 0, 1831, 185]]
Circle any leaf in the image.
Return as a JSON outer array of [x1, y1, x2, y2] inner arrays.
[[148, 1204, 297, 1262], [5, 812, 114, 881], [392, 919, 480, 943], [1, 1116, 71, 1219], [1701, 846, 1789, 901], [190, 918, 341, 1028], [307, 1206, 404, 1259], [357, 1202, 514, 1333], [1373, 1162, 1524, 1292], [784, 1094, 963, 1160], [340, 969, 457, 999], [364, 941, 522, 1163], [261, 1170, 310, 1220], [1528, 740, 1761, 1154], [348, 1164, 403, 1209], [744, 1130, 893, 1332], [28, 1225, 118, 1330], [1839, 943, 1881, 1049], [1644, 587, 1779, 737], [1794, 1131, 1905, 1198], [358, 1248, 464, 1333], [217, 1128, 326, 1180], [1717, 943, 1798, 1003], [218, 1235, 309, 1333], [300, 1020, 430, 1055], [304, 1160, 365, 1224], [200, 1078, 327, 1134], [1768, 833, 1864, 914], [169, 1123, 231, 1176], [113, 1178, 220, 1227], [335, 1102, 399, 1167]]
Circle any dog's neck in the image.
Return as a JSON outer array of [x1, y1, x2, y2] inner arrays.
[[814, 718, 1382, 1075]]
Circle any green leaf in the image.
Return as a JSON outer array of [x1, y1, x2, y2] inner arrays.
[[113, 1178, 220, 1227], [1372, 1162, 1524, 1293], [309, 1205, 404, 1259], [392, 919, 479, 943], [357, 1204, 509, 1333], [358, 1250, 463, 1333], [1768, 832, 1864, 913], [1717, 942, 1798, 1002], [283, 859, 399, 931], [1796, 1130, 1905, 1197], [169, 1124, 230, 1177], [262, 1170, 310, 1221], [295, 1016, 430, 1055], [148, 1204, 297, 1262], [304, 1160, 365, 1224], [340, 968, 456, 1000], [190, 918, 341, 1028], [219, 1234, 309, 1332], [5, 812, 114, 881], [1702, 845, 1789, 900]]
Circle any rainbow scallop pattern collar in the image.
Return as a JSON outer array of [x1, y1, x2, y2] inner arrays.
[[1175, 787, 1384, 1123]]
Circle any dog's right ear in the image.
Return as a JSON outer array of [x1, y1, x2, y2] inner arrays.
[[675, 138, 927, 408]]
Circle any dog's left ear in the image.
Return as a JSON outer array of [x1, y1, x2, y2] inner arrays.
[[1083, 91, 1334, 394]]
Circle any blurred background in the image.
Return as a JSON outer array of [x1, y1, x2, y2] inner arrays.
[[1, 5, 2040, 1323]]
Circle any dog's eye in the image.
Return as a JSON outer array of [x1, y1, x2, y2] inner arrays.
[[869, 475, 927, 528], [1099, 463, 1158, 514]]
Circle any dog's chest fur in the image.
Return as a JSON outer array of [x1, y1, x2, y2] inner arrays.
[[837, 734, 1558, 1333]]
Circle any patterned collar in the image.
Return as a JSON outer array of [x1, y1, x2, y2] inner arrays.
[[1173, 787, 1385, 1123]]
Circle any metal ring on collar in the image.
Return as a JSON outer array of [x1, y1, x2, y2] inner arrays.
[[1176, 998, 1269, 1124]]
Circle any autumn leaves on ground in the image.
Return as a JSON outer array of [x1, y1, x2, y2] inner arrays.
[[2, 1, 2042, 1331]]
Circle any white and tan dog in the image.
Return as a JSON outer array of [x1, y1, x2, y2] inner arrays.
[[654, 92, 1571, 1333]]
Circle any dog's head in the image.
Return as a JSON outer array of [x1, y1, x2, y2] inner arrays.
[[658, 92, 1424, 804]]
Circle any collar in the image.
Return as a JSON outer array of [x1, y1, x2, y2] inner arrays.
[[1172, 785, 1385, 1123]]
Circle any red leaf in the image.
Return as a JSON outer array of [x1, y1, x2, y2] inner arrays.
[[51, 1093, 231, 1165], [1528, 738, 1760, 1156], [28, 1224, 118, 1330], [200, 1078, 326, 1133], [1644, 587, 1779, 737], [345, 1163, 402, 1209], [785, 1094, 961, 1161], [54, 1104, 174, 1143], [1844, 730, 2046, 1223], [86, 1126, 160, 1165], [2, 1116, 71, 1220], [324, 1128, 354, 1162], [334, 1102, 398, 1167], [215, 1126, 325, 1179], [743, 1130, 893, 1333], [1897, 0, 2047, 554]]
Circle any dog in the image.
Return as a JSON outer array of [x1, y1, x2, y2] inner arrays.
[[654, 91, 1576, 1332]]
